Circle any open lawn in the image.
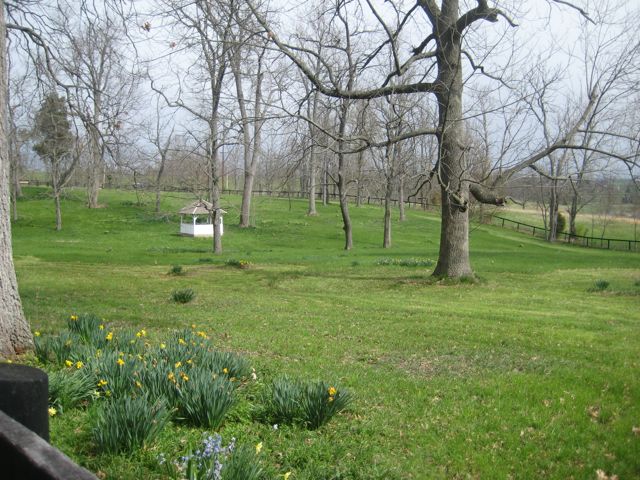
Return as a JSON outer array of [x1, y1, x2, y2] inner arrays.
[[10, 187, 640, 479]]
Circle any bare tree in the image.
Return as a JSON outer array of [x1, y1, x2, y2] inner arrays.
[[150, 0, 240, 253], [228, 9, 270, 228], [250, 0, 639, 276]]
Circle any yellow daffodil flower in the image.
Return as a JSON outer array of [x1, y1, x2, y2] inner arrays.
[[256, 442, 263, 454], [64, 360, 73, 368], [48, 407, 57, 417], [75, 361, 83, 369], [117, 358, 125, 366]]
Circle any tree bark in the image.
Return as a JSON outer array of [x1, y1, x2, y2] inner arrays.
[[337, 98, 353, 250], [432, 2, 473, 278], [0, 3, 32, 358], [398, 175, 406, 222], [87, 128, 102, 208], [383, 176, 393, 248]]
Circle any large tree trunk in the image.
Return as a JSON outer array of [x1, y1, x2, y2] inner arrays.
[[0, 4, 32, 358], [432, 6, 473, 278]]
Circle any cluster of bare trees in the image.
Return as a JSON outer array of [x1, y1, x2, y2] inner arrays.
[[1, 0, 639, 356]]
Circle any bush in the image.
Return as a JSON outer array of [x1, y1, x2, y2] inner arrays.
[[92, 394, 170, 453], [176, 370, 236, 428], [168, 264, 184, 276], [172, 288, 196, 304], [556, 212, 567, 233]]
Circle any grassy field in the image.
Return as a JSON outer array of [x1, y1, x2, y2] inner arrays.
[[10, 187, 640, 479], [494, 206, 640, 241]]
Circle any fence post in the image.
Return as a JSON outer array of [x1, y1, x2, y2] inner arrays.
[[0, 364, 49, 441]]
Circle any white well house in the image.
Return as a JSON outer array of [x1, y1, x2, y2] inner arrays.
[[178, 200, 226, 237]]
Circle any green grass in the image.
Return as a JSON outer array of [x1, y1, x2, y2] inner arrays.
[[11, 187, 640, 479]]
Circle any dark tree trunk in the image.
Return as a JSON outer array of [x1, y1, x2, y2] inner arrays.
[[432, 5, 473, 278]]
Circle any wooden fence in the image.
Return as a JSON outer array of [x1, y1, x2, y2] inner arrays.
[[492, 216, 639, 252]]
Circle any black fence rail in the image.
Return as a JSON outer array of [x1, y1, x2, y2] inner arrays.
[[492, 216, 639, 252], [217, 188, 430, 209]]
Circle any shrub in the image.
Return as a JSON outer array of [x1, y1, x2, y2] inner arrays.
[[48, 369, 95, 413], [168, 264, 184, 276], [556, 212, 567, 233], [590, 279, 610, 292], [172, 288, 196, 304], [176, 370, 236, 428], [92, 394, 170, 453]]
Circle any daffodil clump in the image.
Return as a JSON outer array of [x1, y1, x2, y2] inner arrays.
[[260, 376, 352, 430], [30, 314, 352, 477]]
